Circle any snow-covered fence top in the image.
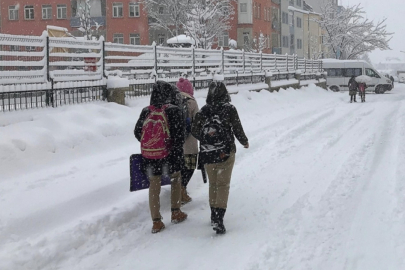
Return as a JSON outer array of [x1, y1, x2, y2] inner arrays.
[[1, 33, 323, 92]]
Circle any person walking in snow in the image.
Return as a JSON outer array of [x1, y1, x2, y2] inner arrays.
[[134, 81, 188, 234], [358, 82, 367, 102], [348, 76, 358, 103], [176, 78, 199, 204], [192, 81, 249, 235]]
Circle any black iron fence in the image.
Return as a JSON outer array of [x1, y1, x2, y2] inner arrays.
[[0, 85, 106, 112]]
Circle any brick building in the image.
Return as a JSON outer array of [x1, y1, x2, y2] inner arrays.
[[235, 0, 281, 54], [0, 0, 287, 55], [0, 0, 149, 45], [105, 0, 149, 45], [0, 0, 72, 36]]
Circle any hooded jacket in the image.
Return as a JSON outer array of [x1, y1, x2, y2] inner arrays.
[[134, 81, 185, 175], [180, 91, 199, 155], [191, 82, 248, 154]]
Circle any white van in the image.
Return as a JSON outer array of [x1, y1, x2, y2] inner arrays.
[[322, 59, 393, 93]]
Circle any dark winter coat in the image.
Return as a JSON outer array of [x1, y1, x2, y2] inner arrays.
[[191, 82, 248, 154], [134, 81, 185, 176], [348, 77, 358, 95]]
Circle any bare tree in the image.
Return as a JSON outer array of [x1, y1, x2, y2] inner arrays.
[[142, 0, 188, 37], [243, 32, 268, 53], [319, 2, 393, 59], [78, 0, 102, 40], [183, 0, 235, 49]]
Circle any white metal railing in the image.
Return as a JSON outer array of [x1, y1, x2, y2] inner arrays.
[[0, 33, 323, 92]]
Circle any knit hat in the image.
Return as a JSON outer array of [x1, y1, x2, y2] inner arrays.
[[176, 78, 194, 97]]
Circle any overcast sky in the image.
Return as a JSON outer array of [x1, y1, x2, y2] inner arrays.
[[342, 0, 405, 63]]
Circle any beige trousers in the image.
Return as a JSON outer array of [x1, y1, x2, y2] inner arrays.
[[148, 171, 182, 221], [205, 152, 236, 209]]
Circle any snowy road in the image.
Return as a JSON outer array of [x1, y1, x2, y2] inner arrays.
[[1, 85, 405, 270]]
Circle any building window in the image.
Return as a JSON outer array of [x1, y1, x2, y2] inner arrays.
[[10, 45, 20, 51], [218, 32, 229, 47], [57, 5, 67, 19], [290, 34, 295, 49], [158, 34, 165, 45], [272, 33, 279, 48], [9, 6, 19, 20], [24, 5, 35, 20], [282, 36, 289, 48], [113, 33, 124, 44], [129, 3, 140, 17], [113, 3, 123, 18], [26, 46, 36, 52], [158, 6, 164, 14], [240, 3, 247, 13], [296, 0, 302, 6], [130, 33, 141, 45], [258, 4, 261, 19], [282, 12, 288, 24], [297, 17, 302, 28], [243, 32, 250, 45], [42, 5, 52, 20], [297, 39, 303, 49]]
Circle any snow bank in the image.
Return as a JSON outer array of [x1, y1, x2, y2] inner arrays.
[[1, 83, 379, 270]]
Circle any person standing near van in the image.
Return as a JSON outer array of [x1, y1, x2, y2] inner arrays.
[[192, 82, 249, 235], [176, 78, 199, 204], [358, 82, 367, 102], [348, 76, 358, 103], [134, 81, 188, 234]]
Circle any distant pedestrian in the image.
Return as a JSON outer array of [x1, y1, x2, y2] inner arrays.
[[192, 82, 249, 235], [134, 81, 187, 234], [348, 76, 358, 103], [358, 82, 367, 102], [176, 78, 199, 204]]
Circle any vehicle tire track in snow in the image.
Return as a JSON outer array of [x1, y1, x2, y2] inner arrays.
[[247, 101, 402, 270]]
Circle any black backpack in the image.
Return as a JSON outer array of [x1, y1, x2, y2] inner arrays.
[[171, 90, 191, 140], [181, 95, 192, 139], [199, 106, 231, 164]]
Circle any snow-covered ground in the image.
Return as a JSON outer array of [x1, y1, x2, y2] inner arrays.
[[1, 84, 405, 270]]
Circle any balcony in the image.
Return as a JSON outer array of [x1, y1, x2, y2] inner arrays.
[[70, 17, 106, 28]]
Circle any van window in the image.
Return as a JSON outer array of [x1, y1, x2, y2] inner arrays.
[[325, 68, 343, 77], [344, 68, 362, 77], [365, 68, 380, 78]]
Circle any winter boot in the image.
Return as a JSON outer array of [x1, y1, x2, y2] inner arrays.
[[213, 208, 226, 235], [171, 208, 188, 224], [181, 186, 192, 205], [151, 219, 165, 234], [211, 207, 218, 226]]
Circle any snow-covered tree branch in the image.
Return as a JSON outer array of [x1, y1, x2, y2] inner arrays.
[[183, 0, 235, 49], [319, 3, 393, 59], [78, 0, 102, 40], [142, 0, 188, 37]]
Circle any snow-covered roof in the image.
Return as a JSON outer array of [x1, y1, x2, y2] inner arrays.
[[167, 35, 196, 45], [47, 25, 68, 32]]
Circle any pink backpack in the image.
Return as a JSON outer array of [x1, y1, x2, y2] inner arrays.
[[141, 105, 171, 159], [359, 83, 365, 92]]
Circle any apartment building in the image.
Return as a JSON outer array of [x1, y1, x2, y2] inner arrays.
[[0, 0, 149, 45], [303, 9, 323, 59], [301, 0, 338, 13], [281, 0, 305, 57], [0, 0, 72, 36], [236, 0, 280, 53], [105, 0, 149, 45]]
